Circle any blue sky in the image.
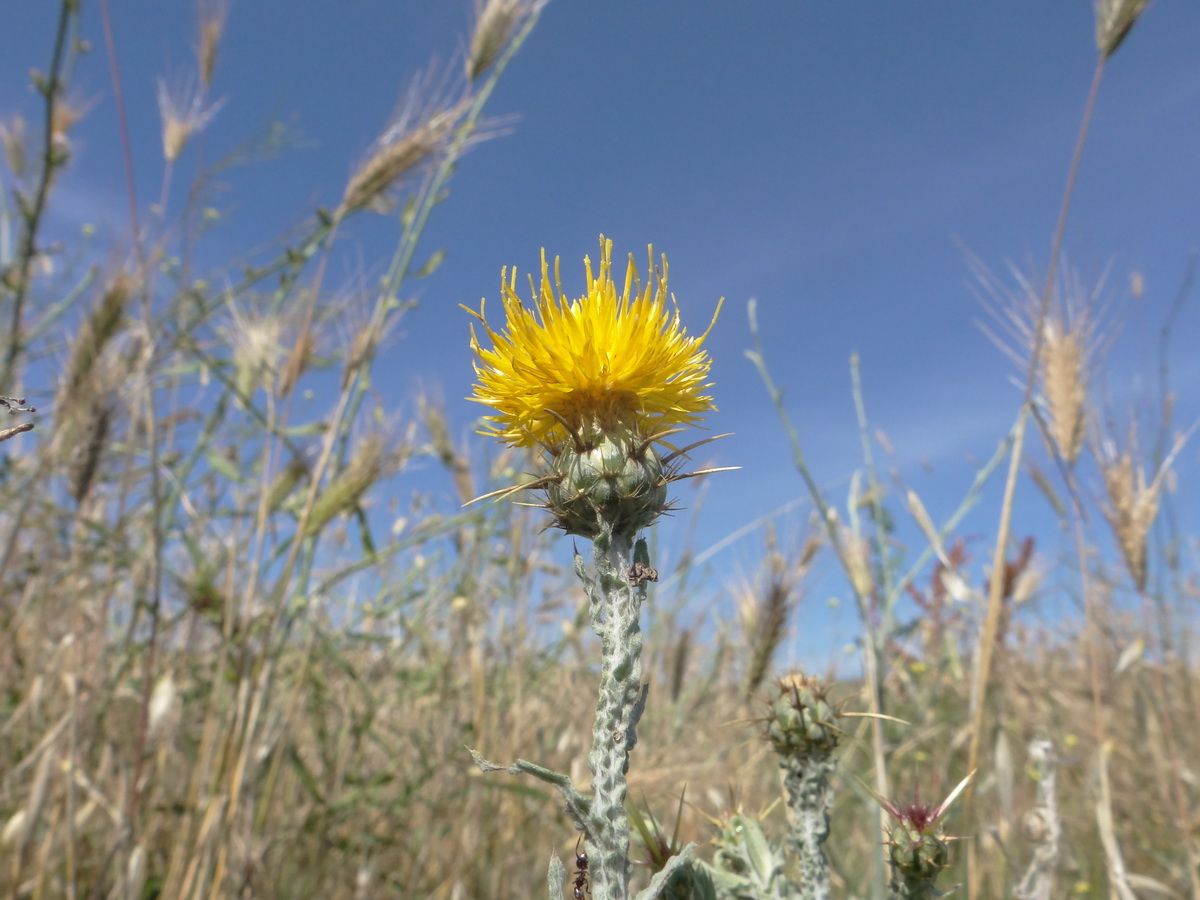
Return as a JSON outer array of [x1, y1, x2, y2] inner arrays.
[[3, 2, 1198, 663]]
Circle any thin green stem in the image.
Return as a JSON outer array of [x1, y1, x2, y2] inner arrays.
[[851, 354, 894, 624], [1, 0, 75, 393]]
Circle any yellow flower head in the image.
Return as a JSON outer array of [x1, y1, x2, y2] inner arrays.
[[466, 236, 720, 448]]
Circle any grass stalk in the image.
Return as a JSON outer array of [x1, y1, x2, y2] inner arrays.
[[963, 53, 1107, 897]]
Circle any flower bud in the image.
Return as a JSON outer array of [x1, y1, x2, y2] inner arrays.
[[546, 428, 668, 539]]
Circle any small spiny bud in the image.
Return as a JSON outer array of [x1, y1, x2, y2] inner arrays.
[[545, 426, 668, 540], [764, 673, 840, 758]]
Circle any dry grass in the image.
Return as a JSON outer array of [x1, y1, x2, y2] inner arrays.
[[7, 550, 1198, 898]]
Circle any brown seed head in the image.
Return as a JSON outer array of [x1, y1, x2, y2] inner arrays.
[[340, 91, 467, 217], [973, 258, 1108, 468], [1097, 442, 1155, 591], [343, 320, 383, 390], [69, 402, 111, 505], [1040, 321, 1087, 466], [1094, 0, 1151, 59], [303, 428, 411, 538], [279, 328, 315, 399], [59, 271, 133, 411], [196, 0, 231, 88], [468, 0, 539, 81], [60, 358, 124, 504], [1096, 425, 1186, 592], [738, 526, 820, 696]]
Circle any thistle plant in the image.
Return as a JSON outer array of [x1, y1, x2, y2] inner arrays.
[[766, 674, 841, 900], [467, 236, 726, 899], [706, 812, 792, 900], [875, 772, 973, 900], [700, 672, 840, 900], [1015, 741, 1061, 900]]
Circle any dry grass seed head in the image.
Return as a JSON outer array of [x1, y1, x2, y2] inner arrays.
[[340, 65, 471, 216], [303, 428, 412, 538], [335, 283, 407, 390], [1094, 0, 1152, 59], [1096, 425, 1176, 592], [342, 316, 390, 391], [267, 456, 310, 514], [196, 0, 231, 88], [972, 257, 1111, 467], [56, 333, 128, 504], [157, 75, 225, 163], [841, 526, 874, 599], [68, 398, 113, 505], [220, 301, 285, 400], [58, 270, 134, 411], [0, 114, 26, 176], [1041, 319, 1088, 466], [223, 284, 326, 401], [666, 625, 693, 703], [279, 329, 315, 399], [467, 0, 542, 81], [49, 91, 93, 159], [738, 526, 820, 696]]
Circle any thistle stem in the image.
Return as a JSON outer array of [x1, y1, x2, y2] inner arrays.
[[780, 754, 834, 900], [1015, 741, 1060, 900], [576, 529, 651, 900], [889, 873, 940, 900]]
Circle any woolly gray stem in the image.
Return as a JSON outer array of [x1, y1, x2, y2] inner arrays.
[[467, 751, 592, 825], [575, 528, 651, 900], [1015, 740, 1060, 900], [780, 754, 834, 900]]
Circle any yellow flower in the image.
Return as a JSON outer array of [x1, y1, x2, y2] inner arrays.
[[466, 236, 720, 448]]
